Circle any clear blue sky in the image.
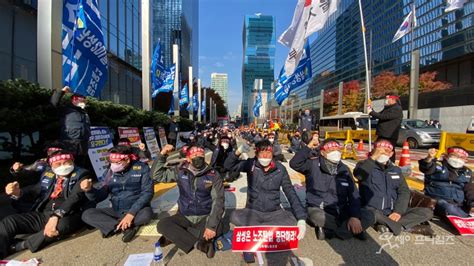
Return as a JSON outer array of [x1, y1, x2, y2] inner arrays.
[[198, 0, 298, 116]]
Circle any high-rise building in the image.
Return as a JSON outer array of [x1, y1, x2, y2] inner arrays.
[[242, 14, 275, 124], [152, 0, 199, 85], [210, 73, 228, 106], [291, 0, 474, 123], [0, 0, 144, 108]]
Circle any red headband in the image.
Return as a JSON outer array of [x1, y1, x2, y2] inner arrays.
[[187, 147, 205, 157], [118, 142, 131, 147], [321, 141, 341, 151], [49, 154, 74, 164], [375, 141, 394, 151], [48, 147, 62, 153], [387, 95, 400, 100], [256, 146, 273, 153], [447, 148, 468, 158]]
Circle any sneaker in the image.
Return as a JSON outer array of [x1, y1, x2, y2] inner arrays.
[[158, 236, 173, 248], [376, 224, 390, 234], [122, 227, 138, 243], [354, 231, 368, 241]]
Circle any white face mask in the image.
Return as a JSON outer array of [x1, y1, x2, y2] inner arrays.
[[53, 164, 74, 176], [326, 151, 342, 163], [384, 99, 390, 106], [75, 102, 86, 109], [447, 157, 465, 169], [221, 143, 229, 150], [258, 158, 272, 167], [268, 138, 274, 143], [305, 111, 310, 115], [377, 154, 391, 164]]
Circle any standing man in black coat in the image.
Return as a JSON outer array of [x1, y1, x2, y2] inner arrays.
[[50, 86, 91, 169], [367, 94, 403, 162]]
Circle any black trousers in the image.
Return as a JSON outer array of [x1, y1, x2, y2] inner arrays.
[[230, 208, 297, 226], [157, 212, 223, 254], [81, 207, 153, 235], [0, 211, 83, 258], [307, 207, 375, 239], [365, 207, 433, 235]]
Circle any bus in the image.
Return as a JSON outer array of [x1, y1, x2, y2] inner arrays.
[[318, 112, 377, 137]]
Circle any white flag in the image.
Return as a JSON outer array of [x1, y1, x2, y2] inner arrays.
[[445, 0, 468, 12], [280, 0, 338, 76], [392, 10, 416, 43]]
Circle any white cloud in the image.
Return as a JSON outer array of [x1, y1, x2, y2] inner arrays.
[[214, 62, 224, 68]]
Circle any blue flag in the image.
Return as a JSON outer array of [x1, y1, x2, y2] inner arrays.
[[201, 100, 206, 117], [179, 84, 189, 106], [253, 90, 262, 117], [62, 0, 108, 98], [151, 40, 176, 97], [275, 41, 312, 105], [193, 94, 199, 114]]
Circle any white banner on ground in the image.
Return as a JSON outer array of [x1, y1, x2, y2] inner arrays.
[[143, 127, 160, 160], [118, 127, 141, 147], [88, 126, 114, 179], [176, 131, 193, 149], [158, 127, 168, 148]]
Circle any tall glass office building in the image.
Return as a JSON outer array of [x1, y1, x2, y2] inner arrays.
[[0, 0, 144, 108], [242, 14, 275, 123], [152, 0, 199, 84], [292, 0, 474, 117]]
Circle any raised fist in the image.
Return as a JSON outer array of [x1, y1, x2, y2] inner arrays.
[[161, 144, 174, 155], [80, 179, 93, 192], [5, 182, 20, 197], [11, 162, 24, 172]]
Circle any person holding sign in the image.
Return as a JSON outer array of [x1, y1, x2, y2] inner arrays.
[[0, 151, 91, 259], [354, 139, 434, 236], [224, 140, 307, 263], [81, 146, 154, 243], [154, 144, 225, 259], [419, 147, 473, 218], [290, 138, 374, 240]]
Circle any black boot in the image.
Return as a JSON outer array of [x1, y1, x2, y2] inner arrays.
[[122, 227, 138, 243], [196, 240, 215, 258], [405, 224, 435, 237]]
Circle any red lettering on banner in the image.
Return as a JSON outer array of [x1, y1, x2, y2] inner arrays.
[[232, 226, 299, 252], [447, 216, 474, 236]]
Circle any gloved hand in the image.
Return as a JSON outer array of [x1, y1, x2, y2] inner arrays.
[[237, 143, 250, 154], [297, 220, 306, 240]]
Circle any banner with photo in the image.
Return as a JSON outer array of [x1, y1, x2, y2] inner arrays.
[[118, 127, 141, 147]]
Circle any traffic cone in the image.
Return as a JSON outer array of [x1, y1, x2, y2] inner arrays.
[[357, 139, 364, 151], [399, 141, 411, 167]]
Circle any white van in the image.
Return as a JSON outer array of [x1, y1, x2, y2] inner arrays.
[[318, 112, 377, 137]]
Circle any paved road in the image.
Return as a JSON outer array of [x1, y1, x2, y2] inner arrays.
[[4, 144, 474, 265]]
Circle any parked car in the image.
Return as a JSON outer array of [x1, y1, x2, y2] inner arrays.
[[397, 119, 441, 149], [467, 116, 474, 134]]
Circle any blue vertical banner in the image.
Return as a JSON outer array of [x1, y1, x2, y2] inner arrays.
[[62, 0, 108, 97], [151, 40, 176, 98], [274, 41, 312, 105], [201, 99, 206, 117], [192, 94, 199, 114], [179, 84, 189, 106], [168, 95, 174, 115], [253, 90, 262, 118]]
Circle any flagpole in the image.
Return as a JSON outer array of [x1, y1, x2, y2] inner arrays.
[[358, 0, 372, 151], [408, 3, 420, 119], [197, 79, 202, 123], [188, 67, 193, 121]]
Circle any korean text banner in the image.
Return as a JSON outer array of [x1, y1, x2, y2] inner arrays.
[[232, 226, 299, 252], [62, 0, 108, 97], [88, 126, 114, 179]]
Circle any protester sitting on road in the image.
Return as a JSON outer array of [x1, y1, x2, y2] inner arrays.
[[0, 150, 91, 259], [419, 147, 473, 218], [224, 140, 307, 263], [180, 133, 198, 146], [290, 138, 374, 240], [117, 138, 152, 163], [81, 145, 153, 243], [354, 139, 434, 236], [267, 132, 286, 162], [154, 144, 225, 259], [210, 135, 240, 182], [287, 131, 302, 154]]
